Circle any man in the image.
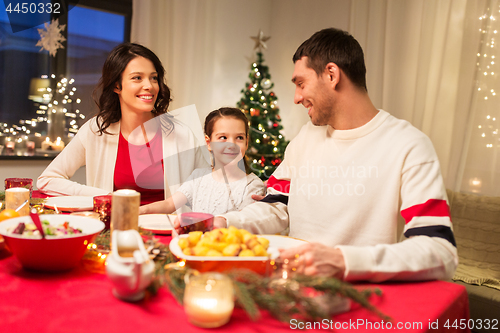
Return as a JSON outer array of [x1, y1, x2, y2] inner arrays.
[[214, 28, 458, 282]]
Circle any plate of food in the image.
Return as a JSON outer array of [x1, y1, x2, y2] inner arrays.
[[169, 227, 307, 275], [139, 214, 175, 235], [44, 196, 94, 212]]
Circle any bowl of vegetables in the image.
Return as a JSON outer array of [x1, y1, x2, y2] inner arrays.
[[0, 214, 105, 271]]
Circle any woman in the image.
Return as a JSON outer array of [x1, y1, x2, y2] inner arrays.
[[37, 43, 209, 205]]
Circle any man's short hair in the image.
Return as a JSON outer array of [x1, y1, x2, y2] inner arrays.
[[293, 28, 367, 91]]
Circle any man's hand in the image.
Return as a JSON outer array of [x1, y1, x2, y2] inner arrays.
[[279, 243, 346, 279]]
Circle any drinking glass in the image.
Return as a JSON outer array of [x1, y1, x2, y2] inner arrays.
[[179, 212, 214, 234]]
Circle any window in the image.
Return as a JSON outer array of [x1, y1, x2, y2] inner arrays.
[[0, 0, 131, 155]]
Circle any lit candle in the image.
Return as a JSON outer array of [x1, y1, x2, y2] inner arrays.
[[5, 139, 15, 153], [41, 137, 52, 150], [183, 273, 234, 328], [26, 140, 35, 154], [52, 137, 65, 151], [110, 189, 140, 233]]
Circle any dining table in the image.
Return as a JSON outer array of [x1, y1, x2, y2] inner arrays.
[[0, 192, 471, 332]]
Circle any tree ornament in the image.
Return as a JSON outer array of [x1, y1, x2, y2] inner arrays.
[[250, 109, 260, 117], [36, 18, 66, 57], [250, 29, 271, 50], [262, 79, 272, 89]]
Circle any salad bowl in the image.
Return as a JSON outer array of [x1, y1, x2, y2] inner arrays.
[[0, 214, 104, 271]]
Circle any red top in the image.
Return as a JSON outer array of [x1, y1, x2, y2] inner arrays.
[[114, 130, 165, 205]]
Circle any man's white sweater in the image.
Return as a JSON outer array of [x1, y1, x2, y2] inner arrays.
[[223, 110, 458, 282]]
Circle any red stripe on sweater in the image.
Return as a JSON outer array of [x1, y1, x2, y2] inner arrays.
[[267, 175, 290, 194], [401, 199, 450, 224]]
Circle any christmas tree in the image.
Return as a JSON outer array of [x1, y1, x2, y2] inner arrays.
[[237, 30, 289, 180]]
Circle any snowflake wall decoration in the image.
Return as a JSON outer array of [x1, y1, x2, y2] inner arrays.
[[36, 19, 66, 57]]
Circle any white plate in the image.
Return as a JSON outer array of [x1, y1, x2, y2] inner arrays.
[[170, 234, 307, 261], [44, 196, 94, 212], [139, 214, 175, 235]]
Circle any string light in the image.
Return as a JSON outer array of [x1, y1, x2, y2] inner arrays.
[[0, 75, 82, 142]]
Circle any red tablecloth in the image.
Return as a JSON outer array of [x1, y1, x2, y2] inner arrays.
[[12, 192, 468, 332], [0, 238, 469, 333]]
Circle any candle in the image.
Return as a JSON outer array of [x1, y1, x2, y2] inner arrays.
[[5, 187, 30, 216], [41, 137, 52, 150], [5, 139, 15, 153], [110, 189, 140, 233], [70, 211, 100, 219], [183, 272, 234, 328], [52, 137, 65, 151], [26, 140, 35, 154]]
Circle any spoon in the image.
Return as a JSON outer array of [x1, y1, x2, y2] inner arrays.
[[30, 208, 45, 239], [15, 199, 29, 212]]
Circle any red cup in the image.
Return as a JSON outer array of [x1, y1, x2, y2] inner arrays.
[[179, 212, 214, 234], [5, 178, 33, 196], [93, 195, 112, 230]]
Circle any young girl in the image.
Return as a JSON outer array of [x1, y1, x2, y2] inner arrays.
[[140, 107, 265, 215]]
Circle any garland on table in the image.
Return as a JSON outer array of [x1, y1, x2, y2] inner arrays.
[[126, 232, 391, 324], [45, 225, 392, 325], [161, 263, 390, 324]]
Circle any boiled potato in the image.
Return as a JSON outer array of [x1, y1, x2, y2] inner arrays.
[[188, 231, 203, 246], [222, 244, 241, 256], [224, 232, 240, 244], [257, 237, 269, 248], [238, 249, 255, 257], [206, 249, 223, 256], [193, 246, 210, 256], [178, 238, 189, 250], [252, 244, 267, 256]]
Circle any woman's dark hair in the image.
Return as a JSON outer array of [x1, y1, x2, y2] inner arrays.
[[293, 28, 367, 91], [92, 43, 172, 135], [204, 107, 250, 173]]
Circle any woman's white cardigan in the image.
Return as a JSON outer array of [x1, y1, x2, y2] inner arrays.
[[37, 115, 210, 198]]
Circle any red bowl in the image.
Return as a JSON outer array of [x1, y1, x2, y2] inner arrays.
[[0, 214, 104, 271]]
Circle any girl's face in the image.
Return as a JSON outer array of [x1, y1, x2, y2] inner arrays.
[[206, 117, 248, 168], [114, 56, 159, 118]]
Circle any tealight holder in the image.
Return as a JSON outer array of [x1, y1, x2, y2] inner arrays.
[[93, 195, 112, 230], [183, 272, 234, 328], [5, 177, 33, 197]]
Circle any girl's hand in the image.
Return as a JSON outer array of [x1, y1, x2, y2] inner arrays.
[[172, 215, 182, 237], [251, 194, 265, 201], [214, 216, 228, 228]]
